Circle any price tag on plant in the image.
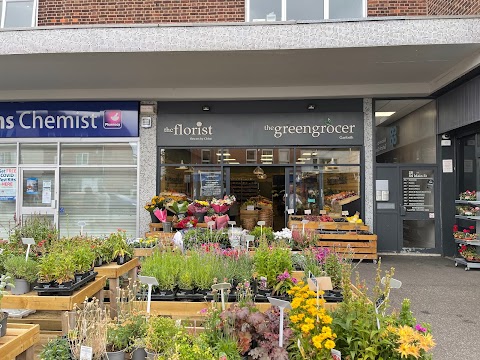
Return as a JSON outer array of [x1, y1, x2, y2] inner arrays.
[[331, 349, 341, 359], [219, 353, 228, 360], [342, 211, 349, 216], [79, 346, 93, 360], [320, 210, 327, 214]]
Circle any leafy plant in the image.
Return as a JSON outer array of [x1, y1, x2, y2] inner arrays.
[[8, 214, 58, 247], [249, 226, 274, 243], [140, 251, 181, 291], [40, 337, 71, 360], [253, 241, 293, 288], [38, 252, 57, 282], [0, 274, 13, 309], [3, 255, 38, 283]]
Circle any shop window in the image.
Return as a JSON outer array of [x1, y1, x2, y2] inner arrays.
[[201, 149, 211, 164], [58, 167, 137, 237], [0, 144, 16, 165], [261, 149, 273, 164], [246, 149, 257, 163], [1, 0, 37, 28], [20, 143, 57, 165], [247, 0, 365, 22], [61, 143, 137, 166], [278, 149, 290, 164]]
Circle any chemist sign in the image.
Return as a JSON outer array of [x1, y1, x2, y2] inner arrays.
[[0, 101, 139, 138], [0, 168, 17, 201]]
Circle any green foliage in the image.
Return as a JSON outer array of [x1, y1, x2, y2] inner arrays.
[[214, 335, 242, 360], [39, 337, 71, 360], [399, 299, 416, 327], [105, 230, 133, 259], [140, 251, 181, 291], [253, 241, 293, 288], [249, 226, 274, 243], [3, 255, 39, 283], [183, 228, 230, 249], [9, 214, 58, 247]]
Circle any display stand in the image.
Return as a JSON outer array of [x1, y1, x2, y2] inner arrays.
[[454, 194, 480, 271], [94, 258, 139, 317], [0, 323, 39, 360]]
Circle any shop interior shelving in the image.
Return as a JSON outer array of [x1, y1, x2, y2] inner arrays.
[[454, 197, 480, 270]]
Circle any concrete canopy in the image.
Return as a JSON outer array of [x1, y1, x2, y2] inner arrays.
[[0, 17, 479, 100]]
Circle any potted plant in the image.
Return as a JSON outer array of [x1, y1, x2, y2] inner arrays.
[[0, 274, 13, 337], [39, 336, 71, 360], [177, 260, 195, 296], [3, 255, 38, 295], [106, 320, 130, 359], [107, 230, 134, 265], [37, 253, 57, 288], [53, 254, 76, 288], [72, 244, 96, 281]]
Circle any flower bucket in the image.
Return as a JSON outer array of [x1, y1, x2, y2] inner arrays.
[[131, 347, 147, 360], [105, 349, 126, 360], [163, 222, 172, 233], [11, 278, 30, 295]]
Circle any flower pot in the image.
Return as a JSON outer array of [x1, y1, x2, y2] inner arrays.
[[95, 258, 103, 267], [195, 212, 206, 223], [131, 347, 147, 360], [163, 222, 172, 233], [105, 349, 126, 360], [145, 350, 157, 360], [0, 312, 8, 337], [11, 278, 30, 295], [58, 281, 73, 289]]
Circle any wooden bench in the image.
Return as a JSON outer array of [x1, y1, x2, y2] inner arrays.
[[0, 323, 40, 360]]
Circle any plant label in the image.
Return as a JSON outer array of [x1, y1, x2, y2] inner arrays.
[[219, 353, 228, 360], [287, 208, 294, 214], [247, 205, 255, 211], [342, 211, 349, 216], [320, 210, 327, 214], [331, 349, 341, 359], [304, 209, 311, 215], [80, 346, 93, 360]]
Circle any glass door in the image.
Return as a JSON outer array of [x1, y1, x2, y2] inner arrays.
[[19, 168, 58, 226], [400, 166, 438, 251]]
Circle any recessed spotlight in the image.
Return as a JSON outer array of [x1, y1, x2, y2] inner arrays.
[[202, 106, 211, 111], [375, 111, 395, 117], [307, 104, 315, 111]]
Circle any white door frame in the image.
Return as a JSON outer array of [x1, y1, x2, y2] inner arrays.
[[18, 167, 59, 227]]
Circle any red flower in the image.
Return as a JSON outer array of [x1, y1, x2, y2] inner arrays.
[[469, 226, 475, 230], [453, 225, 459, 232]]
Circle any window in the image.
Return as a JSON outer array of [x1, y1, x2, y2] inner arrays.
[[201, 149, 211, 164], [1, 0, 37, 28], [246, 149, 257, 163], [247, 0, 365, 21]]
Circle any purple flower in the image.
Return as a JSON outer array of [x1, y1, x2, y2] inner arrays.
[[415, 324, 427, 333]]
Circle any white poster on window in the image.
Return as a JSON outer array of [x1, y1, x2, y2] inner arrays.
[[0, 168, 17, 201], [42, 189, 52, 204]]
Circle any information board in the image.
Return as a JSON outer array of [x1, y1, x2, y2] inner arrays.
[[200, 171, 222, 198], [0, 168, 16, 201], [402, 170, 434, 212]]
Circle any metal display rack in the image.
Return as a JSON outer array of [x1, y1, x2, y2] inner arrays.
[[454, 197, 480, 271]]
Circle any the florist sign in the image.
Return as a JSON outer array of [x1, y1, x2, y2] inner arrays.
[[0, 101, 139, 138], [158, 112, 363, 146]]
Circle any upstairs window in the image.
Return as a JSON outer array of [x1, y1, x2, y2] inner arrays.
[[247, 0, 365, 22], [1, 0, 37, 28]]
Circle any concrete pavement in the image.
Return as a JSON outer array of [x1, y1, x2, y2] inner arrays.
[[354, 255, 480, 360]]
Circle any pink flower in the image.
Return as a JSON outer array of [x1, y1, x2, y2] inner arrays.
[[415, 324, 427, 333]]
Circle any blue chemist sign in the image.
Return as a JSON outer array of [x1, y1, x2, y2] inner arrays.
[[0, 101, 139, 138]]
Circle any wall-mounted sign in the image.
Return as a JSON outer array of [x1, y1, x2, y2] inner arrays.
[[402, 170, 434, 212], [0, 168, 16, 201], [158, 113, 364, 146], [0, 101, 139, 138]]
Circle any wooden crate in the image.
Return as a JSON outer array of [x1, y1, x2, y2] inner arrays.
[[317, 233, 377, 260]]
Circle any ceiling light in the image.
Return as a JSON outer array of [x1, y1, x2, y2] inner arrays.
[[296, 161, 305, 165], [307, 104, 315, 110], [253, 166, 264, 175], [224, 158, 237, 162], [302, 152, 312, 156], [229, 162, 240, 164], [262, 161, 272, 164], [297, 157, 311, 161], [261, 154, 273, 157], [257, 173, 267, 180], [175, 160, 189, 170], [185, 166, 194, 173], [216, 152, 231, 156], [202, 106, 211, 111], [375, 111, 395, 117]]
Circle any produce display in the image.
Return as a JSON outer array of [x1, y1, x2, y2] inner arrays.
[[325, 191, 358, 204]]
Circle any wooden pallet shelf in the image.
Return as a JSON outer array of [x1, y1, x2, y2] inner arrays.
[[0, 323, 40, 360]]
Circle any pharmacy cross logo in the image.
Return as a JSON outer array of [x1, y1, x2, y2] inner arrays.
[[103, 110, 122, 129]]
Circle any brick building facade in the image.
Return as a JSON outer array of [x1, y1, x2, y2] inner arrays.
[[38, 0, 480, 26]]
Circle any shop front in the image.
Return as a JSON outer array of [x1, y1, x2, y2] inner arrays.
[[156, 100, 365, 230], [0, 101, 139, 239]]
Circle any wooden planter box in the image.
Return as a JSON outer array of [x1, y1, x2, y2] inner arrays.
[[0, 323, 39, 360], [288, 220, 370, 231]]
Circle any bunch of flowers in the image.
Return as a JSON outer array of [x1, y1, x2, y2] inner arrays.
[[459, 190, 477, 201], [144, 195, 165, 212], [456, 205, 480, 216], [386, 324, 435, 359], [175, 216, 198, 229], [454, 225, 477, 240], [273, 228, 292, 242], [287, 281, 336, 358], [188, 200, 210, 214], [211, 195, 236, 214]]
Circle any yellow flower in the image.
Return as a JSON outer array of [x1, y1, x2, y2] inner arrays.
[[324, 339, 335, 350], [290, 315, 299, 323], [291, 297, 303, 309], [304, 317, 314, 324], [419, 333, 435, 351], [301, 323, 315, 333]]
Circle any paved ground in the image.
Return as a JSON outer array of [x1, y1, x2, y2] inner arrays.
[[354, 255, 480, 360]]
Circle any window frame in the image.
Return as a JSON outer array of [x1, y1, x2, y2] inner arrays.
[[245, 0, 367, 22], [0, 0, 38, 29]]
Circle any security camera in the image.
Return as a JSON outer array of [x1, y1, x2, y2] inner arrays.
[[441, 134, 450, 140]]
